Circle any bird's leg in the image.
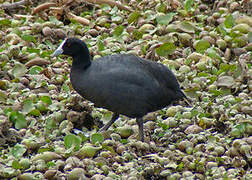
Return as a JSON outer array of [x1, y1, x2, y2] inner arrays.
[[136, 118, 144, 142], [99, 113, 119, 131]]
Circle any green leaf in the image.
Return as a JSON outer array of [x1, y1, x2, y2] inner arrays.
[[185, 0, 194, 12], [133, 30, 144, 40], [26, 48, 40, 54], [10, 144, 27, 158], [64, 134, 81, 151], [61, 83, 70, 92], [156, 43, 176, 57], [156, 3, 166, 13], [178, 21, 195, 33], [97, 39, 104, 51], [90, 133, 104, 144], [127, 11, 141, 24], [194, 40, 210, 53], [0, 19, 11, 26], [224, 14, 235, 28], [217, 24, 227, 36], [234, 123, 246, 133], [0, 90, 7, 102], [21, 34, 36, 43], [206, 48, 222, 61], [12, 160, 22, 169], [47, 161, 56, 168], [9, 111, 27, 129], [12, 63, 27, 78], [156, 13, 176, 25], [29, 109, 41, 116], [46, 117, 56, 130], [28, 65, 43, 75], [22, 99, 34, 114], [110, 6, 118, 15], [49, 16, 62, 26], [112, 25, 124, 37], [40, 96, 52, 105], [248, 32, 252, 43]]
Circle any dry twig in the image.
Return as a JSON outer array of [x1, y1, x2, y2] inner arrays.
[[32, 2, 57, 15], [66, 12, 90, 25], [83, 0, 132, 12], [0, 0, 30, 10]]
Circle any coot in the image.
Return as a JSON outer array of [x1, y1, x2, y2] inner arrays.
[[52, 38, 187, 141]]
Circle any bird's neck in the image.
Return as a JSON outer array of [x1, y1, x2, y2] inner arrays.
[[72, 53, 91, 70]]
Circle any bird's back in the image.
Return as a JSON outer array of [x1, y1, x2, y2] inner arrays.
[[70, 54, 185, 118]]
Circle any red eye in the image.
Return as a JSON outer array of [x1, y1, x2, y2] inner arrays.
[[65, 42, 70, 47]]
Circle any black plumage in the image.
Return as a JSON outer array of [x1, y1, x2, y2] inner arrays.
[[52, 38, 187, 141]]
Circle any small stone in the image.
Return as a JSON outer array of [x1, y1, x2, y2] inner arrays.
[[185, 125, 203, 134], [206, 162, 218, 169], [178, 140, 193, 152], [91, 174, 106, 180], [44, 170, 57, 179], [42, 26, 53, 37], [87, 29, 99, 37], [54, 29, 66, 39], [20, 77, 29, 86], [182, 171, 193, 177], [67, 168, 86, 180], [217, 76, 235, 88], [160, 169, 172, 177]]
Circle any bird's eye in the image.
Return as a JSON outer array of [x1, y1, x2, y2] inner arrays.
[[65, 42, 70, 47]]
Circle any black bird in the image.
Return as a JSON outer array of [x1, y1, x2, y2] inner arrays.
[[52, 38, 187, 141]]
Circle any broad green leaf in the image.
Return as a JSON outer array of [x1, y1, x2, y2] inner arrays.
[[28, 66, 43, 75], [185, 0, 194, 12], [207, 48, 222, 61], [194, 40, 210, 53], [209, 89, 222, 96], [178, 21, 195, 33], [64, 134, 81, 151], [10, 144, 26, 158], [22, 99, 34, 114], [112, 25, 124, 37], [29, 109, 41, 116], [46, 117, 56, 130], [128, 11, 141, 24], [90, 133, 104, 144], [156, 43, 176, 57], [21, 34, 36, 43], [0, 19, 11, 26], [224, 14, 235, 28], [156, 13, 175, 25], [40, 96, 52, 105], [26, 48, 40, 54], [12, 160, 22, 169], [9, 111, 27, 129], [234, 123, 246, 133], [12, 63, 27, 78]]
